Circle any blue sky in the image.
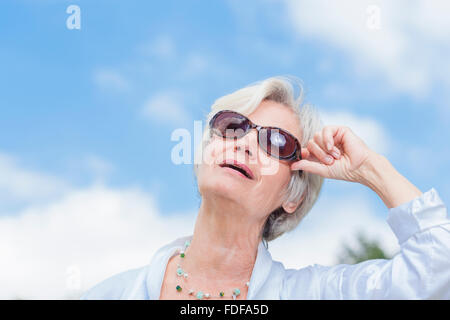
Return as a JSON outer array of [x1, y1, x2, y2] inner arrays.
[[1, 0, 449, 298]]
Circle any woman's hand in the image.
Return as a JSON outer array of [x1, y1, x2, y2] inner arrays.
[[291, 125, 378, 183], [291, 125, 423, 208]]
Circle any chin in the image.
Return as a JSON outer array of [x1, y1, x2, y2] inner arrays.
[[199, 175, 245, 197]]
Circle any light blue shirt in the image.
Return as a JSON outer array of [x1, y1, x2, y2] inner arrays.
[[80, 188, 450, 299]]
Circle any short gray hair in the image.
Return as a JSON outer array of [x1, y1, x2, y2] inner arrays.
[[193, 75, 324, 246]]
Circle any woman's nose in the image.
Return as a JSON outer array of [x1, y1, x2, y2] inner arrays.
[[233, 129, 258, 159]]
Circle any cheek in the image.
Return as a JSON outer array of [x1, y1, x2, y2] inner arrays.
[[202, 138, 224, 166], [252, 167, 291, 205], [257, 151, 286, 178]]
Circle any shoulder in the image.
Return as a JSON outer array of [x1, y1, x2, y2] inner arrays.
[[80, 265, 149, 300], [80, 235, 192, 300]]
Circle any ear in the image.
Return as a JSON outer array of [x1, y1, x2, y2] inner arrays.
[[282, 193, 305, 214]]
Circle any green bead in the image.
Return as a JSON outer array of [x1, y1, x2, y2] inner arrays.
[[185, 240, 190, 247], [233, 288, 240, 296], [176, 285, 182, 292], [180, 253, 185, 258], [196, 291, 204, 299], [176, 267, 184, 276], [219, 291, 224, 297]]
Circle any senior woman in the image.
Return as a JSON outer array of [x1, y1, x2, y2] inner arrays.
[[81, 76, 450, 300]]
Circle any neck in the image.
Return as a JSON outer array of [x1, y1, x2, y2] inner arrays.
[[183, 195, 265, 283]]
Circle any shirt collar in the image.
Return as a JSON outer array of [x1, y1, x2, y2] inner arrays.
[[146, 234, 274, 300]]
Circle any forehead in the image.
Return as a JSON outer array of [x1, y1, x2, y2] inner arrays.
[[248, 100, 302, 141]]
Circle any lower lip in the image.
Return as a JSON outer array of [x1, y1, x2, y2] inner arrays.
[[221, 166, 251, 180]]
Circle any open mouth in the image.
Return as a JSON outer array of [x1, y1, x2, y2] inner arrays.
[[219, 161, 254, 180]]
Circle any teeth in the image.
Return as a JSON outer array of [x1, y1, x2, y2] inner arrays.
[[222, 164, 250, 178]]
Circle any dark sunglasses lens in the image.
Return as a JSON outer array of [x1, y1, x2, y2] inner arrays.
[[259, 128, 297, 158], [211, 112, 249, 138]]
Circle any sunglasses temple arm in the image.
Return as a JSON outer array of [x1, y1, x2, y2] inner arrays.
[[297, 145, 302, 160]]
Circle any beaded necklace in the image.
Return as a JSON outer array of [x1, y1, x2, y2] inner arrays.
[[174, 240, 250, 300]]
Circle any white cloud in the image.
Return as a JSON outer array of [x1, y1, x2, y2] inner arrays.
[[141, 91, 191, 125], [0, 153, 69, 206], [182, 54, 210, 76], [93, 68, 129, 92], [153, 35, 176, 59], [137, 35, 176, 59], [63, 154, 116, 186], [284, 0, 450, 98], [0, 184, 196, 299], [84, 155, 114, 178], [319, 110, 390, 156], [177, 51, 240, 80]]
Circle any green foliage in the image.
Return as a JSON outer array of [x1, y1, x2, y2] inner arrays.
[[337, 231, 390, 264]]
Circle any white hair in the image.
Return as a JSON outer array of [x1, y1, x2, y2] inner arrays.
[[193, 75, 324, 247]]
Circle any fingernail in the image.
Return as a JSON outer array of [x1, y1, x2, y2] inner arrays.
[[326, 142, 332, 151], [324, 155, 333, 163], [333, 146, 340, 155], [331, 151, 339, 158]]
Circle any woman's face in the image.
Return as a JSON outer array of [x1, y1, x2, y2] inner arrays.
[[197, 100, 302, 218]]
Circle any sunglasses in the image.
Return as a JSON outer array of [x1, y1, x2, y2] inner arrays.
[[209, 110, 302, 162]]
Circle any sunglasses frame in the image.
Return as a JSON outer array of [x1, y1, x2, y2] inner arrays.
[[208, 110, 302, 162]]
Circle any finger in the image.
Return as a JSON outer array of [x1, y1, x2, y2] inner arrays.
[[314, 131, 338, 159], [292, 148, 311, 170], [291, 158, 329, 176], [323, 126, 335, 151], [292, 148, 317, 170], [300, 147, 310, 160], [330, 146, 341, 159], [291, 160, 302, 171], [308, 139, 334, 165], [301, 147, 320, 161], [299, 146, 322, 162], [313, 132, 327, 151], [321, 126, 343, 158]]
